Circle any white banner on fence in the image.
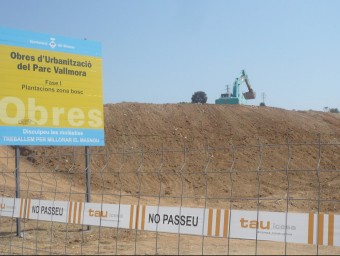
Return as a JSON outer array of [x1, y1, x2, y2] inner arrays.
[[0, 197, 339, 247], [0, 197, 20, 218], [28, 199, 69, 223], [229, 210, 308, 243], [81, 202, 130, 228], [142, 206, 205, 236]]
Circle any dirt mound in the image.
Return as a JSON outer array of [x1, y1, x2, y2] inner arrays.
[[104, 103, 339, 146], [3, 103, 340, 212], [1, 103, 340, 255]]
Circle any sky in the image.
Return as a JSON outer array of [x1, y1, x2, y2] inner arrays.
[[0, 0, 339, 111]]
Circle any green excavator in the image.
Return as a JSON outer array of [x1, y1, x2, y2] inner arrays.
[[215, 70, 256, 104]]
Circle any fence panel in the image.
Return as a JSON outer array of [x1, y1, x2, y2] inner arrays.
[[0, 140, 339, 255]]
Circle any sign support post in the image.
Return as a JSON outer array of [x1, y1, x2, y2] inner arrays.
[[15, 145, 21, 237], [85, 146, 91, 231]]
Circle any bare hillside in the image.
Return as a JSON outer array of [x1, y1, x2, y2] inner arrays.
[[104, 103, 339, 147], [2, 103, 339, 212], [1, 103, 340, 255]]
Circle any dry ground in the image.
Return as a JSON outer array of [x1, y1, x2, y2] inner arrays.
[[0, 103, 340, 254]]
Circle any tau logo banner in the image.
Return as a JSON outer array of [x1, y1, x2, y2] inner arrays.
[[1, 196, 340, 247], [0, 27, 104, 146], [81, 203, 130, 228]]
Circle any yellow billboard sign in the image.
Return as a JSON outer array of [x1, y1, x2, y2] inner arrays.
[[0, 28, 104, 146]]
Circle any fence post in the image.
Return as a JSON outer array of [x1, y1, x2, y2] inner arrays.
[[15, 145, 21, 237], [85, 146, 91, 231]]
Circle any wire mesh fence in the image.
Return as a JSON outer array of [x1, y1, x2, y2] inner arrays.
[[0, 138, 339, 255]]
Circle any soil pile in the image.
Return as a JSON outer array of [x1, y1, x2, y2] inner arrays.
[[2, 103, 339, 211]]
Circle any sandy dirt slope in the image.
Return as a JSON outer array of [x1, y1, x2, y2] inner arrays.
[[0, 103, 340, 255], [19, 103, 339, 209]]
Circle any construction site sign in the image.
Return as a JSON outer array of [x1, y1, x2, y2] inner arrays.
[[0, 27, 104, 146]]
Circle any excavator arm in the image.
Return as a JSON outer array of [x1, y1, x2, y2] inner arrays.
[[241, 70, 256, 100]]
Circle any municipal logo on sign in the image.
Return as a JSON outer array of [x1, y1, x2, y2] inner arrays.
[[49, 38, 56, 48]]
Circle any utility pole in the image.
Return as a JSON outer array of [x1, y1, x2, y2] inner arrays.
[[260, 92, 266, 106], [225, 84, 231, 97], [261, 92, 266, 104]]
